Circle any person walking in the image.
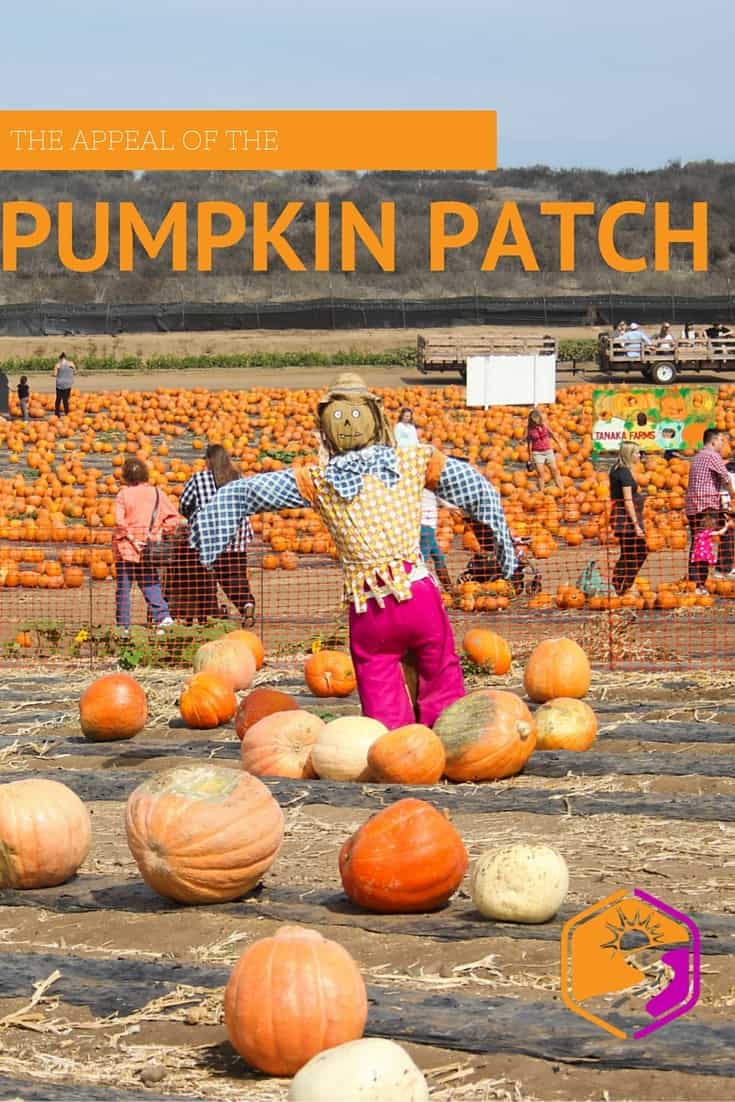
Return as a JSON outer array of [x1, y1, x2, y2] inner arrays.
[[394, 408, 419, 448], [177, 444, 256, 626], [685, 428, 734, 581], [526, 408, 564, 492], [690, 510, 734, 593], [113, 457, 180, 634], [419, 489, 452, 591], [609, 442, 647, 595], [53, 352, 76, 416]]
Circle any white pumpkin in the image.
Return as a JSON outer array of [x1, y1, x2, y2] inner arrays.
[[470, 843, 569, 923], [288, 1038, 429, 1102], [192, 638, 256, 693], [310, 717, 387, 782]]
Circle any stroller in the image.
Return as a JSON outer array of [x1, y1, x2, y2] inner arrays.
[[456, 525, 542, 597]]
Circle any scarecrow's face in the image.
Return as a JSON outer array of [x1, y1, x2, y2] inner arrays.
[[320, 397, 377, 453]]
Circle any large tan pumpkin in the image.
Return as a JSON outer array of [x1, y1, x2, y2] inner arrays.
[[310, 717, 387, 781], [79, 672, 147, 741], [523, 637, 591, 703], [193, 637, 256, 692], [0, 778, 92, 889], [125, 765, 284, 904], [225, 925, 368, 1075], [240, 710, 323, 779], [535, 698, 598, 751], [433, 690, 536, 782]]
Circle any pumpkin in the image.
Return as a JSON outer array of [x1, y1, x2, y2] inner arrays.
[[462, 629, 512, 674], [339, 798, 468, 913], [288, 1038, 429, 1102], [240, 710, 323, 779], [224, 925, 367, 1075], [433, 689, 536, 782], [0, 778, 92, 889], [79, 672, 147, 741], [192, 637, 256, 692], [304, 651, 356, 697], [125, 765, 284, 904], [523, 637, 591, 703], [224, 629, 265, 669], [179, 671, 237, 729], [470, 844, 569, 923], [535, 698, 598, 751], [367, 724, 445, 785], [234, 686, 299, 741], [311, 716, 387, 781]]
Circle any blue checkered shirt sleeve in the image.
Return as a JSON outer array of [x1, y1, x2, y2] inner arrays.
[[436, 458, 518, 577], [189, 469, 309, 567]]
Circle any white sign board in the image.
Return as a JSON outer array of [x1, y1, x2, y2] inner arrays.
[[466, 354, 556, 408]]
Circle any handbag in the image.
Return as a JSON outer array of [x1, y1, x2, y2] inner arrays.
[[142, 489, 172, 569]]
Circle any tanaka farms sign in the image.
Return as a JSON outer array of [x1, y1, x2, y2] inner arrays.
[[592, 387, 717, 453]]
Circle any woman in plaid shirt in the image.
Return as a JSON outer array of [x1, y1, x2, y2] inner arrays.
[[169, 445, 256, 626], [685, 428, 734, 582]]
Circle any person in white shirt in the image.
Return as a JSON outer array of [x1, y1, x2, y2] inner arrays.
[[394, 407, 419, 448], [619, 322, 652, 359], [420, 489, 452, 591]]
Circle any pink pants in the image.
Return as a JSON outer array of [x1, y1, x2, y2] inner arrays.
[[349, 576, 465, 729]]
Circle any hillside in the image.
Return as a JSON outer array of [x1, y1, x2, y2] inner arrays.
[[0, 162, 732, 302]]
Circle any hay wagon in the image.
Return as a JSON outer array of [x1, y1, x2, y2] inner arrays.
[[597, 331, 735, 385], [417, 333, 557, 382]]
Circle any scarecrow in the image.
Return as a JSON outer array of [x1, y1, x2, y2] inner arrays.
[[189, 374, 517, 729]]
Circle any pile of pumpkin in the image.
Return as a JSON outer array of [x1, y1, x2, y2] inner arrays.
[[0, 630, 581, 1096], [1, 380, 733, 595], [74, 627, 598, 784]]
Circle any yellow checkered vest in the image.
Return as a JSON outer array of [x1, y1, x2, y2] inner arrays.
[[299, 445, 437, 612]]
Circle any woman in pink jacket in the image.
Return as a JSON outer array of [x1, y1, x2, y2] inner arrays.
[[113, 457, 181, 632]]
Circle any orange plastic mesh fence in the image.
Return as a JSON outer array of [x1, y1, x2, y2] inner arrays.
[[0, 519, 728, 670]]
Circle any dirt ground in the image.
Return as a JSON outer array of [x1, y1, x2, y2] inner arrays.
[[1, 336, 734, 1101], [0, 663, 733, 1102]]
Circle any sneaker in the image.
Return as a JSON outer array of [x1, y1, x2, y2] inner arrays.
[[695, 587, 709, 596], [155, 616, 175, 636]]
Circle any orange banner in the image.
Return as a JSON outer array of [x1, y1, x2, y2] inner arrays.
[[0, 111, 496, 171]]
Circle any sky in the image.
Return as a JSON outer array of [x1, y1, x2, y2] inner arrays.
[[4, 0, 733, 172]]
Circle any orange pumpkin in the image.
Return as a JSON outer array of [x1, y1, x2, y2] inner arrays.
[[535, 697, 598, 751], [339, 798, 468, 913], [125, 765, 284, 904], [462, 629, 512, 674], [367, 724, 446, 785], [304, 650, 356, 697], [234, 686, 299, 741], [523, 637, 591, 702], [0, 778, 92, 889], [193, 637, 256, 693], [434, 689, 536, 781], [240, 710, 323, 779], [79, 673, 148, 741], [179, 671, 237, 729], [224, 926, 367, 1075]]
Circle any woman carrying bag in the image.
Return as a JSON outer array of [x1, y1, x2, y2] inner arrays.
[[113, 457, 180, 633], [609, 442, 647, 596]]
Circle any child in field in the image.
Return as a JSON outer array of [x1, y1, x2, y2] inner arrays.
[[691, 509, 734, 592], [17, 376, 29, 421]]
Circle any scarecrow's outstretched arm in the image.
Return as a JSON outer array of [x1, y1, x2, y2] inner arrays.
[[432, 456, 518, 579], [189, 469, 309, 567]]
